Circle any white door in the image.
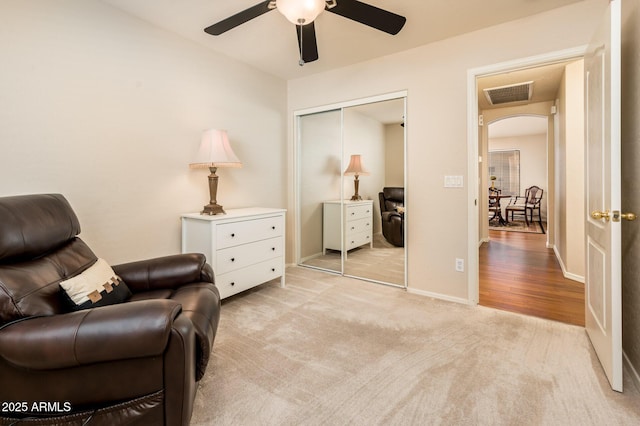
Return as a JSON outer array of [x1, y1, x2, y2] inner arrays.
[[584, 0, 622, 392]]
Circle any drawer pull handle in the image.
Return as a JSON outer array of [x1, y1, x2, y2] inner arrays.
[[272, 226, 276, 230], [351, 227, 355, 230], [231, 258, 235, 262], [230, 282, 235, 286], [271, 268, 275, 272], [231, 233, 235, 237], [272, 247, 276, 251]]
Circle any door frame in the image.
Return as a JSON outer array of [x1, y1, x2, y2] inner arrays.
[[481, 112, 552, 244], [466, 46, 587, 304]]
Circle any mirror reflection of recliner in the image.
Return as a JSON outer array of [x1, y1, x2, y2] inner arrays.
[[379, 187, 404, 247]]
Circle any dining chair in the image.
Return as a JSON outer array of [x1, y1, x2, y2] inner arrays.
[[505, 185, 545, 233]]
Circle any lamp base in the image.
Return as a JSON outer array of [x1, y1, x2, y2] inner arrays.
[[350, 175, 362, 201], [201, 203, 225, 215], [200, 166, 226, 215]]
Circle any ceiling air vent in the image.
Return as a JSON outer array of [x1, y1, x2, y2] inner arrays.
[[483, 81, 534, 105]]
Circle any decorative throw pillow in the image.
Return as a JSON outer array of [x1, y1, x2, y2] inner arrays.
[[59, 258, 131, 311], [396, 206, 405, 214]]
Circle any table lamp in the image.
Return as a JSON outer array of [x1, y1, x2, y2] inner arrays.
[[189, 129, 242, 215], [344, 154, 369, 201]]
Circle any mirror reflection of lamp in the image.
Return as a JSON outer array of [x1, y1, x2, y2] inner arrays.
[[490, 175, 497, 189], [189, 129, 242, 215], [344, 155, 370, 201]]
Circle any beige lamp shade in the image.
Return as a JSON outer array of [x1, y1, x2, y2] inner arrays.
[[189, 129, 242, 169], [344, 154, 370, 176]]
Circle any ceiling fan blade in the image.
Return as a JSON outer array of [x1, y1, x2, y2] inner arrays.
[[204, 0, 274, 35], [328, 0, 406, 35], [296, 23, 319, 63]]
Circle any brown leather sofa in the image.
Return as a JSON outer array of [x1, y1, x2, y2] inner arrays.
[[0, 194, 220, 425], [379, 187, 404, 247]]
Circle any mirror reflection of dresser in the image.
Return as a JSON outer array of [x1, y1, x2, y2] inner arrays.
[[323, 200, 373, 258]]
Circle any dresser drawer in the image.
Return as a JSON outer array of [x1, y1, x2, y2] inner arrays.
[[346, 217, 372, 235], [216, 236, 283, 275], [216, 259, 284, 299], [346, 204, 373, 221], [346, 231, 372, 251], [216, 215, 284, 249]]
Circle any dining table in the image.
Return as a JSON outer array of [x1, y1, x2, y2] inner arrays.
[[489, 193, 511, 225]]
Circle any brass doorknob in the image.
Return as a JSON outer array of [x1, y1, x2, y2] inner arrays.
[[621, 212, 637, 221], [591, 210, 610, 221]]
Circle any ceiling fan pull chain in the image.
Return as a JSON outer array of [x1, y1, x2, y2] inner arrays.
[[298, 19, 305, 66]]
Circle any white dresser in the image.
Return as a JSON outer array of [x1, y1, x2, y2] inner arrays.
[[181, 208, 286, 299], [323, 200, 373, 258]]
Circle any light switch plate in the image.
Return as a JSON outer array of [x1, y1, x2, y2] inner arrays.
[[444, 175, 464, 188]]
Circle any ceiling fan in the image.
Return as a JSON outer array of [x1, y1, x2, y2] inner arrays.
[[204, 0, 406, 66]]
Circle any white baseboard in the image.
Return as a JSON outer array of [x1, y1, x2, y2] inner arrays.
[[407, 287, 471, 305], [299, 252, 322, 264], [624, 350, 640, 392], [552, 245, 585, 283]]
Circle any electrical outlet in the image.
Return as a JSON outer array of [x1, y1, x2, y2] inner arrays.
[[455, 258, 464, 272]]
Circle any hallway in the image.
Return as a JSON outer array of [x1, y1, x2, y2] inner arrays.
[[479, 230, 585, 326]]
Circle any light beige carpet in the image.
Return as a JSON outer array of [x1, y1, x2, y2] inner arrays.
[[191, 267, 640, 425]]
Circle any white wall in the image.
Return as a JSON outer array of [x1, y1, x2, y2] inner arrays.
[[385, 124, 405, 187], [287, 0, 606, 302], [0, 0, 287, 265], [554, 60, 585, 279]]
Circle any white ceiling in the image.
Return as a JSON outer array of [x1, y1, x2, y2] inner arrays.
[[101, 0, 584, 80], [477, 61, 574, 110]]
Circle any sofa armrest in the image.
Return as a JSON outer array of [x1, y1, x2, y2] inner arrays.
[[0, 299, 182, 370], [112, 253, 214, 292]]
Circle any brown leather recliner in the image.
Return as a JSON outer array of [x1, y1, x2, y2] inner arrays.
[[0, 194, 220, 425], [379, 187, 404, 247]]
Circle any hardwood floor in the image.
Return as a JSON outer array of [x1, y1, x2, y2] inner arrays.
[[479, 230, 585, 326]]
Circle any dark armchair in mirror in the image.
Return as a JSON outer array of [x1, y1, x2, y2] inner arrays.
[[379, 187, 404, 247]]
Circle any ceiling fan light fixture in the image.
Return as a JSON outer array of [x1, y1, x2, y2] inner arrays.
[[276, 0, 326, 25]]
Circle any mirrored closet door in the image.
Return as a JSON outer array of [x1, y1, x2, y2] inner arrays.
[[296, 94, 407, 287], [298, 109, 343, 274]]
